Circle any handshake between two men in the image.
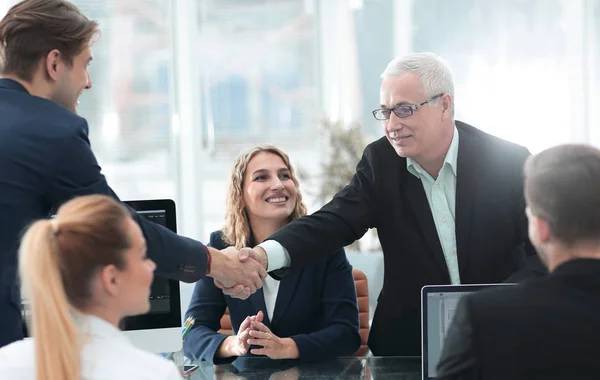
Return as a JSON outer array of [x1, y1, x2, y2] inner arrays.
[[206, 246, 270, 300]]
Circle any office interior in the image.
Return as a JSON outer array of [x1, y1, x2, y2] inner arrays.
[[2, 0, 599, 376]]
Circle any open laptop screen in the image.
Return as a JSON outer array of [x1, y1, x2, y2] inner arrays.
[[421, 284, 514, 380]]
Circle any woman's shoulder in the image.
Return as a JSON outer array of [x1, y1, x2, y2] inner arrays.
[[82, 337, 182, 379], [329, 247, 349, 262], [208, 230, 229, 250], [310, 247, 350, 271], [123, 347, 182, 379], [0, 338, 34, 371]]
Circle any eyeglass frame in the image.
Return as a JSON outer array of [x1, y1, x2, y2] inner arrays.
[[372, 93, 445, 120]]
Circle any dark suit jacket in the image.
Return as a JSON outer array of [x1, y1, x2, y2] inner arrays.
[[183, 231, 361, 364], [436, 258, 600, 380], [0, 78, 208, 348], [268, 121, 546, 356]]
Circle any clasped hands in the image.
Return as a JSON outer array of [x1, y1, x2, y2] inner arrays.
[[208, 246, 269, 300], [220, 311, 299, 360]]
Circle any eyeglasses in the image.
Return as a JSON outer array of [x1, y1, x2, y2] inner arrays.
[[372, 93, 444, 120]]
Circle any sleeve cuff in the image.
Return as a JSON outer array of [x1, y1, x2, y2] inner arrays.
[[256, 240, 290, 271]]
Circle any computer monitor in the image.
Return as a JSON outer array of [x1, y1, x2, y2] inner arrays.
[[122, 199, 182, 354]]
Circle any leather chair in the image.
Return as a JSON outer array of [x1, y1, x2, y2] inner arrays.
[[218, 268, 370, 356], [218, 307, 233, 336], [353, 268, 370, 356]]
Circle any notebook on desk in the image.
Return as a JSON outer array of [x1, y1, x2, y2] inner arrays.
[[420, 284, 515, 380]]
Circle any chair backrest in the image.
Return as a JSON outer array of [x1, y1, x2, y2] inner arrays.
[[218, 268, 370, 356], [353, 268, 370, 356], [218, 308, 233, 336]]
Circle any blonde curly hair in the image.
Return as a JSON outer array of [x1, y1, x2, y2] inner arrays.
[[222, 145, 307, 249]]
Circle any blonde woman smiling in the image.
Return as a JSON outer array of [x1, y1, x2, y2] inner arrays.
[[184, 145, 361, 363]]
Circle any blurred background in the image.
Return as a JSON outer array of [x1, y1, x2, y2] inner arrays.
[[2, 0, 599, 319]]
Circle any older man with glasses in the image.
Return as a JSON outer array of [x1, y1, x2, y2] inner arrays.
[[223, 52, 546, 356]]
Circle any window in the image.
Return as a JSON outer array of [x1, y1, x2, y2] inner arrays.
[[0, 1, 178, 201], [408, 0, 597, 153], [74, 0, 177, 200], [195, 0, 319, 145]]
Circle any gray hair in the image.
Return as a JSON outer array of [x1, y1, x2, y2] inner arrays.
[[381, 52, 455, 108]]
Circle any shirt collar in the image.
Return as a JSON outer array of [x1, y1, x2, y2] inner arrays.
[[551, 258, 600, 279], [0, 78, 30, 94], [407, 125, 459, 179]]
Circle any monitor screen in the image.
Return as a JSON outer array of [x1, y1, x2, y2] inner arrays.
[[425, 290, 470, 376], [121, 202, 181, 331], [137, 209, 171, 315]]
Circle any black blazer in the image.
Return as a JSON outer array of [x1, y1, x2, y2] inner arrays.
[[436, 258, 600, 380], [183, 231, 361, 364], [0, 79, 208, 348], [269, 121, 545, 356]]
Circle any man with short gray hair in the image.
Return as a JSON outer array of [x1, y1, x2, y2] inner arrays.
[[227, 52, 544, 356], [436, 144, 600, 379]]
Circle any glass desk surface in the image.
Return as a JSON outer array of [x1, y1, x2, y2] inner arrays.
[[188, 356, 422, 380]]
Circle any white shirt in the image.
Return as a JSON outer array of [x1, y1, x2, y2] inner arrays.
[[406, 126, 460, 284], [262, 275, 281, 321], [0, 315, 182, 380], [258, 239, 291, 271]]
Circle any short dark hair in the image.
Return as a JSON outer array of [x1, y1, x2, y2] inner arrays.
[[0, 0, 99, 81], [524, 144, 600, 245]]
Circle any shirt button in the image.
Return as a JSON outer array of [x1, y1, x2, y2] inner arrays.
[[433, 184, 440, 190], [441, 217, 448, 223], [450, 249, 455, 255]]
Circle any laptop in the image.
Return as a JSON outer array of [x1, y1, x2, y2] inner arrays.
[[421, 284, 515, 380]]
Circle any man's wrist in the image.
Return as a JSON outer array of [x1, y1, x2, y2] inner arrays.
[[204, 246, 212, 275], [206, 247, 223, 278], [254, 246, 269, 271]]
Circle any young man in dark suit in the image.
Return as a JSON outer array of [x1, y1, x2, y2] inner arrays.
[[0, 0, 266, 348], [436, 144, 600, 380], [221, 52, 546, 356]]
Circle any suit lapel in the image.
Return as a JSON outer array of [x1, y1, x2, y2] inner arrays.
[[403, 170, 450, 281], [248, 288, 271, 326], [455, 122, 482, 278], [270, 269, 302, 326]]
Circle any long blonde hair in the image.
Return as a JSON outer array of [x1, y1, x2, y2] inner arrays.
[[222, 145, 307, 249], [19, 195, 131, 380]]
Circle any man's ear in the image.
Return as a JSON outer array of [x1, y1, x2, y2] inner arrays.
[[44, 49, 62, 81], [440, 93, 453, 120], [533, 215, 552, 244]]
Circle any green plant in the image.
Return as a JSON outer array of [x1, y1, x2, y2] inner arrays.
[[298, 119, 380, 251]]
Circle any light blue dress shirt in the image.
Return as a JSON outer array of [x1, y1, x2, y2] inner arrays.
[[406, 126, 460, 284], [259, 126, 461, 284]]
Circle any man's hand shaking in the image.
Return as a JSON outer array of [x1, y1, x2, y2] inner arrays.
[[207, 247, 268, 300]]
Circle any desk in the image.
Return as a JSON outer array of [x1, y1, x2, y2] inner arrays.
[[189, 356, 421, 379]]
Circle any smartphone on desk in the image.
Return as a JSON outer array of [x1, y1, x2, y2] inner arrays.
[[181, 364, 199, 378]]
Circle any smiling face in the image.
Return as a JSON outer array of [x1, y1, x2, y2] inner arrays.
[[242, 152, 297, 228], [379, 73, 453, 164]]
